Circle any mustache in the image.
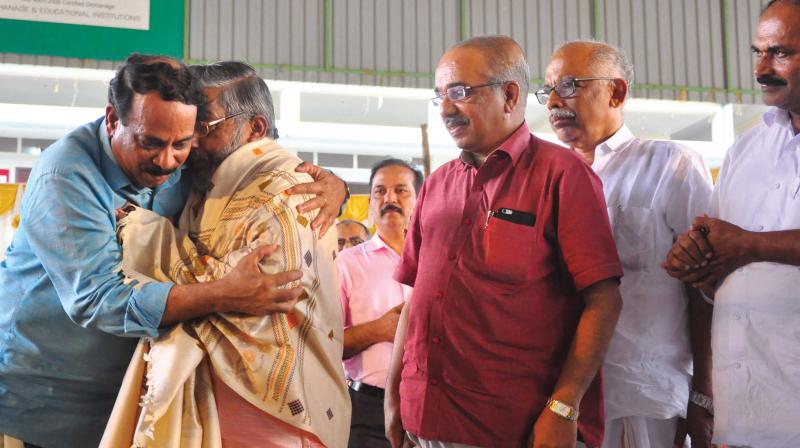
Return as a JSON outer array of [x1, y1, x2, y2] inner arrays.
[[443, 116, 469, 128], [380, 204, 404, 216], [756, 75, 788, 87], [142, 166, 176, 176], [549, 109, 577, 120]]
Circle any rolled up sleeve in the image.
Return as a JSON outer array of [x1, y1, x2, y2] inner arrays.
[[22, 171, 170, 338], [555, 160, 623, 291]]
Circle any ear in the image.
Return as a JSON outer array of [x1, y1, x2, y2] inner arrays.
[[105, 104, 120, 139], [503, 81, 521, 113], [247, 115, 269, 142], [609, 79, 628, 109]]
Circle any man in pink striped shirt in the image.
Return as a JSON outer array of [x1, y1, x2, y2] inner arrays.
[[338, 158, 423, 448]]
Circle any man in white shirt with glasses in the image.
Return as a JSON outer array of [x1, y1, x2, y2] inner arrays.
[[540, 40, 714, 447]]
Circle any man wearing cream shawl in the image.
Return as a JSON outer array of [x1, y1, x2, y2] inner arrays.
[[102, 62, 350, 448]]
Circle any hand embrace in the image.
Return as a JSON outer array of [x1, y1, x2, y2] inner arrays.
[[220, 244, 303, 315], [286, 162, 348, 237]]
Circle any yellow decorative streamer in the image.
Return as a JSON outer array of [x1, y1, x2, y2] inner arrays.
[[339, 195, 369, 223]]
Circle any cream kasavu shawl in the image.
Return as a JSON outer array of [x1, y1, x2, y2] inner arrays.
[[101, 139, 350, 448]]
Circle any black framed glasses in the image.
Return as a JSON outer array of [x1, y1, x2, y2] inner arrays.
[[535, 77, 619, 105], [431, 81, 505, 106], [196, 111, 247, 137]]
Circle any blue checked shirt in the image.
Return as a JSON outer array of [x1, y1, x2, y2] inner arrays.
[[0, 118, 189, 447]]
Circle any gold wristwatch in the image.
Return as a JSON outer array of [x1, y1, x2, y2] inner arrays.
[[545, 398, 579, 421]]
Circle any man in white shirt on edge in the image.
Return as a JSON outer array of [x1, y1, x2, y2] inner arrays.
[[541, 40, 714, 447], [338, 158, 421, 447], [665, 1, 800, 446]]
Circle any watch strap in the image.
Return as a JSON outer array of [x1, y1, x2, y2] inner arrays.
[[545, 398, 579, 421], [689, 390, 714, 416]]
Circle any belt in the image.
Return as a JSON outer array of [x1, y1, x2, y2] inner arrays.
[[347, 379, 385, 399]]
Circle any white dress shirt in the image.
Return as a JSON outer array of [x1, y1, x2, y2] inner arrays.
[[593, 125, 713, 421], [710, 107, 800, 447]]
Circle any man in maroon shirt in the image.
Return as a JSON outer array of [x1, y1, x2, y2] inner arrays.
[[384, 36, 623, 448]]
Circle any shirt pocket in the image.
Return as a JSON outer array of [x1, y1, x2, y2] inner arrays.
[[482, 216, 537, 285], [607, 205, 656, 272]]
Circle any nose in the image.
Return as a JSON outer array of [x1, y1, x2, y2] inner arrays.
[[754, 52, 774, 79], [153, 146, 180, 171], [439, 94, 458, 119], [546, 88, 563, 110], [385, 189, 398, 203]]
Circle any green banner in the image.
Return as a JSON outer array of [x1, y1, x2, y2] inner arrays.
[[0, 0, 184, 61]]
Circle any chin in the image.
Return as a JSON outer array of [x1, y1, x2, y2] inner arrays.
[[555, 130, 579, 145]]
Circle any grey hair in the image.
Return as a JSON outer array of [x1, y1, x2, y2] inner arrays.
[[451, 35, 531, 106], [190, 61, 278, 139], [555, 40, 635, 94]]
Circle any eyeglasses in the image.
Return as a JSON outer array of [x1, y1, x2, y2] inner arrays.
[[535, 77, 619, 105], [431, 81, 505, 106], [196, 111, 247, 137]]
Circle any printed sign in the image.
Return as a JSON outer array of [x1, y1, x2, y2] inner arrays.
[[0, 0, 181, 60], [0, 0, 149, 30]]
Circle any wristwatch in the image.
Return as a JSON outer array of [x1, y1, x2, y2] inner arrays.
[[689, 390, 714, 416], [545, 398, 579, 421]]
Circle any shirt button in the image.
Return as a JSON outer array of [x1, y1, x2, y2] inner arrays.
[[434, 291, 443, 299], [737, 268, 744, 273], [775, 183, 781, 189], [734, 362, 742, 369], [733, 313, 741, 320], [462, 218, 472, 225], [448, 253, 456, 261], [431, 378, 439, 385], [474, 185, 483, 192], [757, 225, 764, 231], [432, 336, 441, 344]]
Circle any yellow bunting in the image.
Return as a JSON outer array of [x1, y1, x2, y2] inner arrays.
[[340, 195, 369, 223], [0, 184, 19, 215], [711, 167, 719, 184]]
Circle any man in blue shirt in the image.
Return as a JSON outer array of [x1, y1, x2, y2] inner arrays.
[[0, 55, 346, 448]]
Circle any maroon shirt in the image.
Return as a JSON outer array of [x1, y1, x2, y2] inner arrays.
[[394, 122, 622, 447]]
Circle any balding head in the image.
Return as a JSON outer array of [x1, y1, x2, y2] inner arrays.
[[434, 35, 530, 160], [553, 40, 634, 95], [449, 35, 531, 106], [543, 40, 629, 156]]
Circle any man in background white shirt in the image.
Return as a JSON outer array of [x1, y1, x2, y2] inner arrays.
[[665, 1, 800, 446], [541, 40, 714, 447]]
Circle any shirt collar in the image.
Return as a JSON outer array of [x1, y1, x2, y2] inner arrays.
[[762, 107, 790, 128], [597, 124, 634, 153], [97, 118, 182, 196], [365, 233, 392, 252], [458, 121, 531, 169]]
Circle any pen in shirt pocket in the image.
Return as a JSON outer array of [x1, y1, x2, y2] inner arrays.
[[485, 207, 536, 227]]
